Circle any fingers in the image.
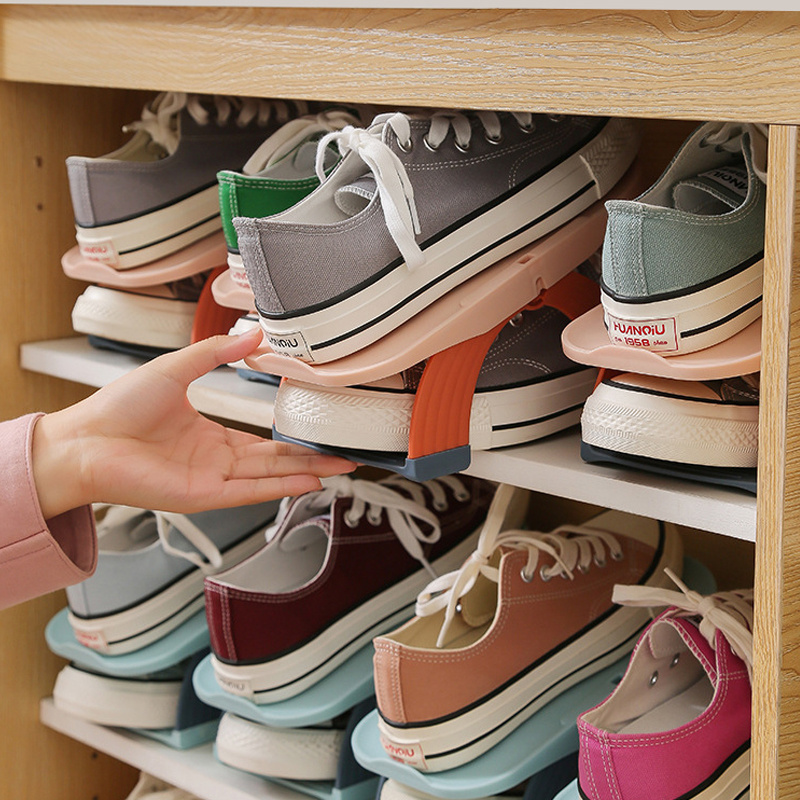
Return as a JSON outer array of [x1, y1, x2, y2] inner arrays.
[[215, 474, 326, 508], [151, 327, 264, 387], [228, 445, 357, 481]]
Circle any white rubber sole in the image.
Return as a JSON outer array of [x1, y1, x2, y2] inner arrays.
[[581, 381, 759, 468], [691, 745, 750, 800], [601, 255, 763, 356], [68, 531, 268, 655], [215, 712, 344, 780], [274, 369, 597, 452], [377, 522, 683, 772], [53, 665, 181, 729], [211, 528, 481, 703], [76, 185, 221, 269], [71, 285, 197, 349], [261, 118, 639, 363], [226, 252, 252, 290]]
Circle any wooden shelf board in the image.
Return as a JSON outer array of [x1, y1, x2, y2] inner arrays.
[[21, 336, 756, 541]]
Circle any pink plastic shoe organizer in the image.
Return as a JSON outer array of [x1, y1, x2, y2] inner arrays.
[[247, 163, 649, 480], [561, 305, 761, 381], [211, 268, 256, 312], [62, 232, 228, 288]]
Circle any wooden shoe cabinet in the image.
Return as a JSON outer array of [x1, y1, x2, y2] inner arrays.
[[0, 6, 796, 799]]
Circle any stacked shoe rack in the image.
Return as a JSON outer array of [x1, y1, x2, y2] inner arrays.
[[0, 4, 797, 799]]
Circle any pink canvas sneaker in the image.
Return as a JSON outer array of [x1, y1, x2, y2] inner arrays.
[[373, 485, 683, 772], [204, 473, 496, 703], [577, 572, 753, 800]]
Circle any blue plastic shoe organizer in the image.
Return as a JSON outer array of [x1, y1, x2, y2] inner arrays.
[[193, 640, 375, 728], [196, 645, 379, 800], [45, 607, 209, 676], [45, 608, 218, 749], [350, 557, 715, 800], [263, 696, 380, 800]]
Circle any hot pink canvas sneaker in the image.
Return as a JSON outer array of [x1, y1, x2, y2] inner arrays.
[[577, 571, 753, 800]]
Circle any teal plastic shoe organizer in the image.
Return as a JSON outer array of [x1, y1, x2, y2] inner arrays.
[[552, 780, 581, 800], [45, 607, 210, 676], [192, 641, 375, 728], [350, 557, 716, 800]]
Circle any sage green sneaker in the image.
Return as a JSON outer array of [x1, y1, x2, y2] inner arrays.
[[601, 122, 767, 356], [217, 108, 367, 289]]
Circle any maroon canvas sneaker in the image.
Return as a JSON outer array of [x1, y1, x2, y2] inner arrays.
[[204, 473, 496, 703]]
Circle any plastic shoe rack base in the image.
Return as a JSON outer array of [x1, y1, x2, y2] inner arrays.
[[193, 641, 375, 728], [45, 607, 210, 676], [581, 441, 758, 495], [272, 427, 472, 482], [350, 556, 715, 800]]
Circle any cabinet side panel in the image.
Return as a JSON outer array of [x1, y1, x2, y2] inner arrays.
[[0, 80, 143, 800], [753, 124, 800, 800]]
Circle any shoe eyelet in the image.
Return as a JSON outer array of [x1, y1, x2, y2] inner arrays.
[[344, 512, 359, 529], [454, 139, 472, 153], [649, 670, 659, 687], [454, 491, 471, 503], [670, 653, 680, 668], [547, 114, 565, 123], [367, 511, 382, 526], [539, 566, 553, 583], [611, 550, 624, 562], [423, 135, 440, 152], [699, 135, 710, 148], [517, 120, 536, 134], [509, 312, 524, 327], [594, 556, 607, 568], [455, 602, 463, 614], [433, 499, 448, 512], [577, 563, 590, 574], [397, 137, 413, 154], [484, 131, 503, 146], [521, 568, 535, 583]]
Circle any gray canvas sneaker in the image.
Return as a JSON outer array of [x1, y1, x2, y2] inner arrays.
[[66, 501, 280, 655], [235, 111, 640, 363], [67, 92, 307, 269], [601, 122, 767, 356], [272, 268, 600, 451]]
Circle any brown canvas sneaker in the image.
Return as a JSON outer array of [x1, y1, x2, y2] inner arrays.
[[373, 485, 683, 772]]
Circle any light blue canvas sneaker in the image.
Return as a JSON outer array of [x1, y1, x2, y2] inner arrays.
[[66, 501, 280, 655], [600, 122, 767, 355]]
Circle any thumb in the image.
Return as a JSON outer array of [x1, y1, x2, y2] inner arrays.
[[153, 326, 264, 386]]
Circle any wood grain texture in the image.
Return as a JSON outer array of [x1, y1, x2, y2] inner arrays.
[[753, 124, 800, 800], [3, 7, 800, 122], [0, 81, 142, 800]]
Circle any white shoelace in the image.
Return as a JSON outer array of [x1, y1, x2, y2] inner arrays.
[[315, 110, 535, 271], [123, 91, 308, 155], [268, 474, 470, 578], [415, 500, 623, 648], [701, 122, 769, 184], [613, 568, 754, 681], [93, 503, 223, 574]]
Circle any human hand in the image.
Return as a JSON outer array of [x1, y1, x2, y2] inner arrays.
[[32, 327, 356, 518]]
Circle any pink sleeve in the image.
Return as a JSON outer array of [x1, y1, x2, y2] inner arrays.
[[0, 413, 97, 609]]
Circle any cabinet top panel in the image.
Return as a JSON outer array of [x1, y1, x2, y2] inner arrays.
[[3, 6, 800, 122], [5, 0, 799, 7]]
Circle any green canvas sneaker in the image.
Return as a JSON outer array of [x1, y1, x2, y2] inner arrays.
[[217, 108, 367, 289], [601, 122, 767, 356]]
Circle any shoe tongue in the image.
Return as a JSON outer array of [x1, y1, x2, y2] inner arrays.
[[334, 175, 377, 216], [649, 616, 717, 677], [673, 165, 749, 213]]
